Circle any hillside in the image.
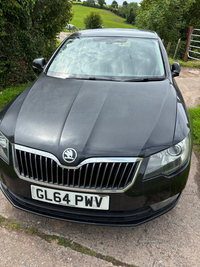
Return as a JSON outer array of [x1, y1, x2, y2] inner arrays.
[[70, 5, 137, 30]]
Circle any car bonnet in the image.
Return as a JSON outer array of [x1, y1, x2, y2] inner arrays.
[[0, 74, 177, 165]]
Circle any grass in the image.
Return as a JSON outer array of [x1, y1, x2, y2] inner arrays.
[[70, 5, 137, 30], [57, 238, 97, 257], [72, 0, 83, 3], [0, 215, 138, 267], [169, 58, 200, 68], [7, 221, 20, 229], [28, 227, 37, 234], [0, 83, 30, 109], [188, 105, 200, 155]]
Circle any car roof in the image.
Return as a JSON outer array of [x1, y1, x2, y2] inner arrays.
[[71, 28, 158, 39]]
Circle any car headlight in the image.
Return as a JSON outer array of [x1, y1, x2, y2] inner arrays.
[[144, 134, 190, 180], [0, 132, 9, 164]]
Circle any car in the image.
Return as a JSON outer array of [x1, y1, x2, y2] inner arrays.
[[0, 29, 192, 226], [65, 24, 76, 30]]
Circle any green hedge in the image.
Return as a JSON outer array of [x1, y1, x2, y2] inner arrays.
[[0, 0, 73, 88]]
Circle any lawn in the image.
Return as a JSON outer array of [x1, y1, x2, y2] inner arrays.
[[0, 83, 30, 109], [70, 5, 137, 30], [188, 105, 200, 156], [169, 58, 200, 68]]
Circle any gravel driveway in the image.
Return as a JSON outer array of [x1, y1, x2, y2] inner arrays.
[[0, 67, 200, 267], [176, 67, 200, 108]]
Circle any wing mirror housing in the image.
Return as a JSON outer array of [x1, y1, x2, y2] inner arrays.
[[32, 58, 46, 71], [171, 62, 181, 77]]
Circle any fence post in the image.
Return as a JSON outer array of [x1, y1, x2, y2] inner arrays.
[[166, 42, 171, 55], [183, 26, 193, 62], [173, 39, 181, 59]]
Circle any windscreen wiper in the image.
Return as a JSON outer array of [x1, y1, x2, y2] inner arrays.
[[124, 77, 165, 82], [67, 76, 118, 81]]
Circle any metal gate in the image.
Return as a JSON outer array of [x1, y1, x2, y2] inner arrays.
[[188, 28, 200, 61]]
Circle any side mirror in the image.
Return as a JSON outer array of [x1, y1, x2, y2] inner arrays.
[[171, 62, 181, 77], [32, 58, 46, 71]]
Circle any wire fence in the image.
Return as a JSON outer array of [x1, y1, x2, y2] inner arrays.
[[162, 39, 186, 60]]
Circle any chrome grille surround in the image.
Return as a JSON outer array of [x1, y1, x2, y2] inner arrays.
[[12, 144, 143, 193]]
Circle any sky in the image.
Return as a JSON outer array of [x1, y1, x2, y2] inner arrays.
[[105, 0, 141, 6]]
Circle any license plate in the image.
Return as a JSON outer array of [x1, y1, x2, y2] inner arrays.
[[31, 185, 110, 210]]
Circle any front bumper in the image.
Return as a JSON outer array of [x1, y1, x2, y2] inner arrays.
[[0, 182, 181, 226], [0, 146, 191, 226]]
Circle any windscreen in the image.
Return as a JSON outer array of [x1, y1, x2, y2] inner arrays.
[[47, 37, 165, 80]]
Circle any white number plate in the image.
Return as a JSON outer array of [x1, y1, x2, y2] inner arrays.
[[31, 185, 110, 210]]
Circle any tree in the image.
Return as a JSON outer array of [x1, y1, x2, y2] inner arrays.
[[84, 11, 103, 29], [111, 0, 118, 8], [98, 0, 106, 8], [182, 0, 200, 39], [126, 2, 138, 24], [0, 0, 73, 87], [123, 1, 128, 6], [135, 0, 200, 59], [136, 0, 185, 44], [84, 0, 95, 6]]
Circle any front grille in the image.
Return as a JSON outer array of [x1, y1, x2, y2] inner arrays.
[[13, 146, 142, 192]]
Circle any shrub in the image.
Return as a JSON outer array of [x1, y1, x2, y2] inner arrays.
[[0, 0, 73, 88], [84, 11, 103, 29]]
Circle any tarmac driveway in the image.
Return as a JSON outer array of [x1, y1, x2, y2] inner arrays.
[[0, 67, 200, 267]]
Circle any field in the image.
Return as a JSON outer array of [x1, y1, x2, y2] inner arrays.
[[70, 5, 137, 30]]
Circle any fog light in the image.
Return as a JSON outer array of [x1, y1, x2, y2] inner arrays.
[[150, 194, 179, 211]]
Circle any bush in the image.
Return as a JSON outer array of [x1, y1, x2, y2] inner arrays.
[[0, 0, 73, 88], [135, 0, 200, 60], [84, 11, 103, 29]]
